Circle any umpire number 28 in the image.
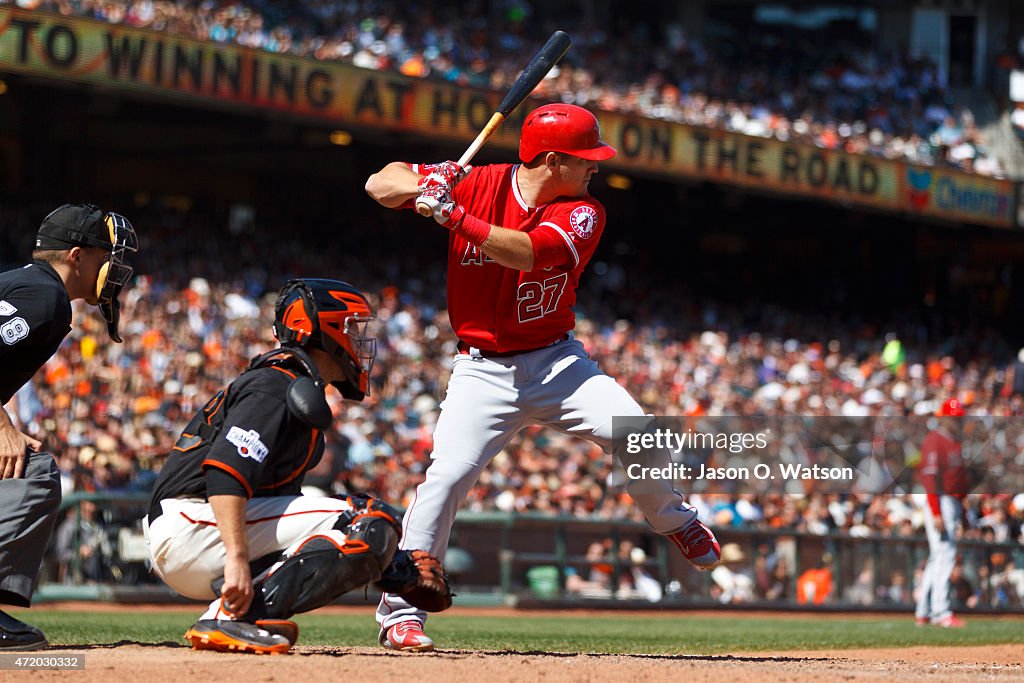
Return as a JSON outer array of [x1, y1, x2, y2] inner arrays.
[[517, 274, 567, 322]]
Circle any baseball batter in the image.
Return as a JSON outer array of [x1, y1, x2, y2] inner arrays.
[[365, 103, 721, 651], [145, 279, 451, 655], [915, 398, 969, 628]]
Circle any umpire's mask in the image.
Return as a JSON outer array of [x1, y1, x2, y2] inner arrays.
[[37, 203, 139, 342]]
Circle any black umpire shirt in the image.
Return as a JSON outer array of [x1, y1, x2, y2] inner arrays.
[[148, 360, 326, 521], [0, 260, 72, 405]]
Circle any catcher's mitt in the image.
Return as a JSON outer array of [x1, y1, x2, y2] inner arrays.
[[376, 549, 453, 612]]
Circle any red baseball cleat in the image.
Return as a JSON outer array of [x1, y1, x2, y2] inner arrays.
[[380, 620, 435, 652], [666, 519, 722, 570], [914, 616, 929, 627], [934, 614, 966, 628]]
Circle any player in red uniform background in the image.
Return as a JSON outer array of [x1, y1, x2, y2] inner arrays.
[[365, 103, 721, 651], [915, 397, 969, 628]]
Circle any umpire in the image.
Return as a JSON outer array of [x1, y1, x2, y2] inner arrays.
[[0, 203, 137, 649]]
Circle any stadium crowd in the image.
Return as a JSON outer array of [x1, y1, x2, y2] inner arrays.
[[1, 196, 1021, 607], [2, 0, 1006, 176]]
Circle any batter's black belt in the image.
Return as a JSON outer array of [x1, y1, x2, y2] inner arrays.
[[457, 335, 568, 358]]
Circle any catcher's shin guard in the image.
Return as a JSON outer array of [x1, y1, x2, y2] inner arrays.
[[252, 515, 399, 619]]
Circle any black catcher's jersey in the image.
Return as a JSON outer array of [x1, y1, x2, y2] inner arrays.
[[0, 261, 72, 405], [148, 360, 326, 516]]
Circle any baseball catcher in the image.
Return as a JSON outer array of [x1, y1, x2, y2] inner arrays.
[[145, 279, 451, 654]]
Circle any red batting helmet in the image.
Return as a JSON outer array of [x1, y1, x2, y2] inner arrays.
[[519, 103, 616, 163], [937, 398, 966, 416]]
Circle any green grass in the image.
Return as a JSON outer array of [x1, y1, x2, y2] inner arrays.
[[15, 609, 1024, 654]]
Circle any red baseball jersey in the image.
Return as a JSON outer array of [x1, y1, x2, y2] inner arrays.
[[918, 429, 969, 514], [412, 162, 606, 352]]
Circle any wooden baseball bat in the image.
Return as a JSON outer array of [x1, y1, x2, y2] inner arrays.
[[416, 30, 572, 216]]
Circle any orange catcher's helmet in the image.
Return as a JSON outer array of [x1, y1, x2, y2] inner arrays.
[[937, 398, 966, 416], [519, 103, 617, 163], [273, 279, 376, 401]]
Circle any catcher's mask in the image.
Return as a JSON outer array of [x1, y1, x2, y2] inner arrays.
[[273, 278, 376, 401], [36, 203, 138, 343]]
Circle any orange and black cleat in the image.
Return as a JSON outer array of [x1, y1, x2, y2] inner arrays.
[[184, 619, 293, 655], [254, 619, 299, 646]]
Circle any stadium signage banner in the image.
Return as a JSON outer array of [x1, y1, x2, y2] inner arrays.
[[0, 8, 1015, 228], [626, 125, 889, 201], [600, 116, 1016, 228], [0, 9, 530, 141], [0, 9, 350, 115]]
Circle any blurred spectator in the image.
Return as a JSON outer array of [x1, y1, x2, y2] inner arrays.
[[949, 561, 979, 610], [845, 561, 875, 605], [710, 543, 755, 603], [882, 569, 910, 605], [754, 551, 791, 601], [1012, 105, 1024, 140], [990, 552, 1024, 607], [54, 500, 112, 584], [616, 545, 663, 603], [796, 554, 834, 605], [564, 541, 614, 598]]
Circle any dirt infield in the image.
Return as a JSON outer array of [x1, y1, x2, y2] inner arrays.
[[10, 605, 1024, 682], [9, 643, 1023, 682]]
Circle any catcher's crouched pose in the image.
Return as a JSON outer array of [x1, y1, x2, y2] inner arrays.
[[145, 279, 451, 654]]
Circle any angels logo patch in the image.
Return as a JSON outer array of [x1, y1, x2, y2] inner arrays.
[[568, 205, 597, 239]]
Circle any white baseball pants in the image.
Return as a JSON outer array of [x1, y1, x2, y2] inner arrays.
[[377, 337, 696, 629], [145, 495, 354, 602], [915, 495, 961, 622]]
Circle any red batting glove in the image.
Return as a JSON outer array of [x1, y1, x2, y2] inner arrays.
[[416, 186, 491, 246], [417, 185, 466, 228], [416, 161, 469, 193]]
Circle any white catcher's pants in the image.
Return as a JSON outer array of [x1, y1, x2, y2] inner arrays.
[[145, 495, 354, 602], [377, 336, 696, 629], [915, 495, 961, 622]]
